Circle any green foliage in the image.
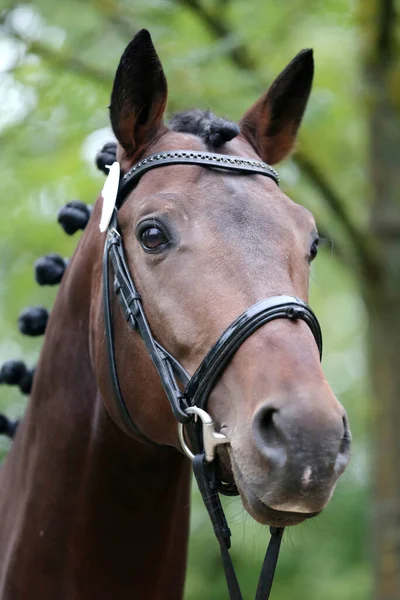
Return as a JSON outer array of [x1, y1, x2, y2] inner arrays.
[[0, 1, 372, 598]]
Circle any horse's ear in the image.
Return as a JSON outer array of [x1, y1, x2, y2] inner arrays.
[[240, 49, 314, 165], [110, 29, 167, 156]]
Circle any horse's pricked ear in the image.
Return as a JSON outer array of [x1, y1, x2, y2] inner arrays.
[[110, 29, 167, 156], [240, 49, 314, 165]]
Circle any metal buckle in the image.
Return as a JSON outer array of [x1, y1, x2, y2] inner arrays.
[[108, 227, 121, 243], [178, 406, 229, 462]]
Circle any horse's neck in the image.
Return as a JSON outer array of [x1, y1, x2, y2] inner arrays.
[[0, 225, 191, 600]]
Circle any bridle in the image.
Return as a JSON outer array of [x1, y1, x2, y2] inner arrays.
[[102, 150, 323, 599]]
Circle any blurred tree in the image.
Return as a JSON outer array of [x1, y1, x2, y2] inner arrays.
[[2, 0, 399, 598], [358, 1, 400, 599]]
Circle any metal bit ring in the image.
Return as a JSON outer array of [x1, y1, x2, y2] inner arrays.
[[178, 406, 229, 462]]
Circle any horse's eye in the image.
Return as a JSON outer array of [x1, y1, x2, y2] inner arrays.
[[309, 238, 319, 262], [140, 226, 169, 251]]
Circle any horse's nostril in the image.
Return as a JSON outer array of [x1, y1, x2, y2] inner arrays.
[[259, 406, 277, 433], [252, 405, 287, 469]]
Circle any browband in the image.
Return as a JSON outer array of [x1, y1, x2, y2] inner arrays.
[[117, 150, 280, 207]]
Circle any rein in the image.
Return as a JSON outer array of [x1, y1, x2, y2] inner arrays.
[[102, 150, 323, 599]]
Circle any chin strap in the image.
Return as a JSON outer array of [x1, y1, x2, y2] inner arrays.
[[193, 453, 284, 600]]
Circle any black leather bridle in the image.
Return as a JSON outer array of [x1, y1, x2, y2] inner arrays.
[[102, 150, 323, 599]]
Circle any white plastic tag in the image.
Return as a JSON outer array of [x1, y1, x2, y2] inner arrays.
[[99, 161, 120, 232]]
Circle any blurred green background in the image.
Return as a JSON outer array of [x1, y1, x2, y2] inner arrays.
[[0, 0, 398, 598]]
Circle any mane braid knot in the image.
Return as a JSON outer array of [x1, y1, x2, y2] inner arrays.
[[0, 360, 35, 395], [96, 142, 117, 174], [0, 414, 19, 439], [18, 306, 49, 337], [35, 254, 68, 286], [58, 201, 92, 235]]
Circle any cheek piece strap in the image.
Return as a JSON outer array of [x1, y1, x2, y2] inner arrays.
[[103, 150, 323, 600]]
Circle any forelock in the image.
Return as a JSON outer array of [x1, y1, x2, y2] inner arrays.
[[169, 109, 240, 149]]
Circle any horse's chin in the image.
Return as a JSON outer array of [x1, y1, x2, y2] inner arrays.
[[236, 475, 320, 527], [216, 449, 321, 528]]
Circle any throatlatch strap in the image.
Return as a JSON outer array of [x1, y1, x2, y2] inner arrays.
[[193, 454, 284, 600]]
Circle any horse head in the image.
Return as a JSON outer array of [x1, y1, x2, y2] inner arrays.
[[93, 30, 351, 529]]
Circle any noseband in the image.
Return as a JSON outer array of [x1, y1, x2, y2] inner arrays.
[[102, 150, 323, 600]]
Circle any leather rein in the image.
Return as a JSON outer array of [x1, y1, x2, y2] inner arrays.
[[102, 150, 323, 599]]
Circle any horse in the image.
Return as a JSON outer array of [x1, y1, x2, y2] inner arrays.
[[0, 29, 351, 599]]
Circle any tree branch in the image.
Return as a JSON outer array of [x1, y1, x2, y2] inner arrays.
[[294, 151, 380, 279], [377, 0, 396, 62], [175, 0, 256, 70]]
